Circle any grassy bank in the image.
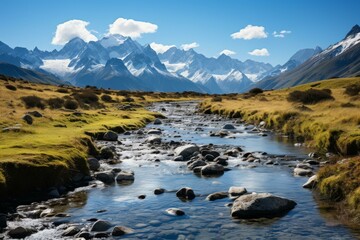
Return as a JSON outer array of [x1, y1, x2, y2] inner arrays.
[[199, 77, 360, 155], [0, 76, 204, 197], [199, 77, 360, 221]]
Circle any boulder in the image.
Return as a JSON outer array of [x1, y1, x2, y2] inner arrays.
[[204, 154, 215, 161], [112, 226, 134, 236], [147, 129, 162, 135], [188, 160, 207, 170], [228, 187, 247, 197], [173, 155, 184, 161], [103, 131, 118, 141], [166, 208, 185, 216], [76, 231, 93, 239], [116, 171, 134, 182], [201, 164, 224, 176], [294, 168, 312, 176], [154, 188, 165, 195], [296, 163, 313, 170], [153, 118, 162, 125], [87, 158, 100, 171], [223, 124, 236, 130], [146, 136, 162, 144], [94, 232, 110, 238], [91, 220, 112, 232], [62, 226, 81, 237], [231, 193, 296, 219], [95, 171, 115, 184], [201, 150, 220, 158], [214, 156, 228, 166], [176, 187, 195, 200], [8, 227, 34, 239], [206, 192, 228, 201], [100, 146, 115, 159], [174, 144, 199, 160], [22, 114, 33, 125], [40, 208, 54, 218], [303, 175, 318, 189]]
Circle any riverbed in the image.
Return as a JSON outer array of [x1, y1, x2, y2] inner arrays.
[[6, 101, 360, 239]]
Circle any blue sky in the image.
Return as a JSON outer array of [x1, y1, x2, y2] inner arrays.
[[1, 0, 359, 65]]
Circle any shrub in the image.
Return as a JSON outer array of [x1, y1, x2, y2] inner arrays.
[[211, 96, 222, 102], [249, 88, 263, 95], [344, 83, 360, 96], [341, 102, 356, 108], [101, 94, 113, 102], [21, 96, 46, 109], [287, 89, 334, 104], [56, 88, 69, 93], [64, 99, 79, 110], [72, 90, 99, 104], [47, 97, 64, 109], [122, 97, 135, 102], [5, 84, 17, 91]]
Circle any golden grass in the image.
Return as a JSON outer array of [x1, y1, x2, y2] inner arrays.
[[199, 77, 360, 155]]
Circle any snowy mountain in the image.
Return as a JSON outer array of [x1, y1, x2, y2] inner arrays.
[[159, 48, 272, 93], [255, 25, 360, 89]]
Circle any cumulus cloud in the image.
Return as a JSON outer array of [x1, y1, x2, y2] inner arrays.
[[108, 18, 158, 38], [219, 49, 236, 56], [181, 42, 199, 51], [150, 42, 175, 54], [52, 19, 98, 45], [231, 25, 267, 40], [248, 48, 270, 56], [273, 30, 291, 38]]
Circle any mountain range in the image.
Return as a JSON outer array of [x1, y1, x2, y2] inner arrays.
[[0, 24, 359, 92]]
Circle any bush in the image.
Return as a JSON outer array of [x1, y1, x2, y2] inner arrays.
[[211, 96, 222, 102], [21, 96, 46, 109], [287, 89, 334, 104], [47, 97, 64, 109], [56, 88, 69, 93], [72, 90, 99, 104], [5, 84, 17, 91], [122, 97, 135, 102], [344, 83, 360, 96], [101, 94, 113, 102], [249, 88, 263, 95], [64, 99, 79, 110]]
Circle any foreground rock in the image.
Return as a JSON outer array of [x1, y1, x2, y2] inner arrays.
[[91, 220, 112, 232], [206, 192, 228, 201], [223, 124, 236, 130], [294, 167, 312, 176], [176, 187, 195, 200], [228, 187, 247, 198], [62, 226, 81, 237], [116, 171, 135, 182], [22, 114, 33, 125], [103, 131, 118, 141], [303, 175, 318, 188], [8, 227, 35, 239], [231, 193, 296, 219], [95, 171, 115, 184], [112, 226, 134, 236], [201, 164, 224, 176], [87, 157, 100, 171], [166, 208, 185, 216], [174, 144, 199, 160], [153, 118, 162, 125]]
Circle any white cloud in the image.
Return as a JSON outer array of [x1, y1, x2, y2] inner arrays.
[[248, 48, 270, 56], [52, 19, 98, 45], [108, 18, 158, 38], [181, 42, 199, 51], [150, 42, 175, 54], [231, 25, 267, 40], [219, 49, 236, 56], [273, 30, 291, 38]]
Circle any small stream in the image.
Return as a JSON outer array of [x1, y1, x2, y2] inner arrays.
[[7, 101, 360, 239]]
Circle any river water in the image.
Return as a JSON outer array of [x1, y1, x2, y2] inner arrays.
[[18, 101, 360, 239]]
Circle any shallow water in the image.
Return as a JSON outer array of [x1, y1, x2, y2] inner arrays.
[[29, 102, 360, 239]]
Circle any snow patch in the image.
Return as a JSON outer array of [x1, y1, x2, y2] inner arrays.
[[163, 61, 186, 72], [40, 59, 81, 77], [100, 35, 126, 48], [245, 73, 258, 82], [321, 32, 360, 57], [213, 69, 243, 81]]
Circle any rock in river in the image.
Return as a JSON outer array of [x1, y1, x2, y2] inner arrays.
[[174, 144, 199, 160], [87, 157, 100, 171], [223, 124, 236, 130], [91, 220, 112, 232], [100, 146, 115, 159], [231, 193, 296, 219], [112, 226, 134, 236], [154, 118, 162, 125], [294, 167, 312, 176], [228, 187, 247, 198], [116, 171, 135, 182], [8, 226, 35, 239], [103, 131, 118, 141], [176, 187, 195, 200], [206, 192, 228, 201], [95, 171, 115, 184], [188, 159, 207, 170], [166, 208, 185, 216], [201, 164, 224, 176], [303, 175, 318, 189], [62, 226, 81, 237]]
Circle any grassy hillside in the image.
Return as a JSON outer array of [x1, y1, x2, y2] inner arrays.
[[0, 77, 204, 196], [199, 77, 360, 155]]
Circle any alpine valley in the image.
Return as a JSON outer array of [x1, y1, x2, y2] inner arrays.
[[0, 25, 359, 93]]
